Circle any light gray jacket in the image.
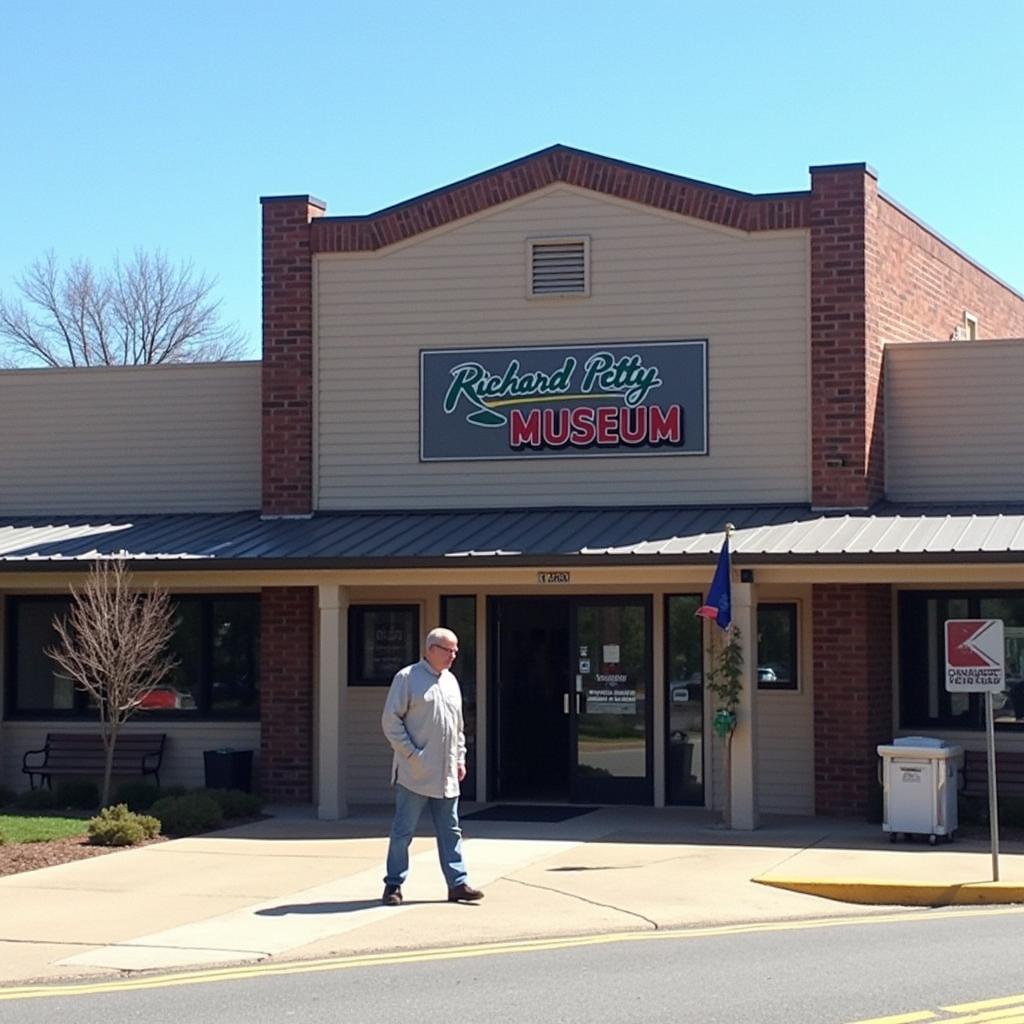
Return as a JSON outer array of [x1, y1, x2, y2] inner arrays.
[[381, 659, 466, 799]]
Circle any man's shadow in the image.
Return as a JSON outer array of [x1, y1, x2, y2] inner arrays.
[[256, 899, 433, 916]]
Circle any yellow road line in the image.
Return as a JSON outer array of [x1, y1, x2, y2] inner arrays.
[[847, 993, 1024, 1023], [845, 1012, 937, 1023], [1, 905, 1023, 1002], [947, 997, 1024, 1014], [938, 1007, 1024, 1023]]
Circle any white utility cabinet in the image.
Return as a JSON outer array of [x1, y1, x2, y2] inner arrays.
[[876, 736, 963, 844]]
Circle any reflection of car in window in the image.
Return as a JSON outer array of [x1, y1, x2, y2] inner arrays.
[[757, 666, 778, 684], [669, 674, 702, 704], [138, 686, 196, 710]]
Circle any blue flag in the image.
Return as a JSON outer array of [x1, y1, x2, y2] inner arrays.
[[695, 536, 732, 630]]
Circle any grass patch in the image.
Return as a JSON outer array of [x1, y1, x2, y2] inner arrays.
[[0, 814, 90, 844]]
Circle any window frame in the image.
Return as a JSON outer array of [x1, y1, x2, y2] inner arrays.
[[756, 602, 799, 692], [4, 592, 261, 721], [664, 592, 705, 806], [441, 594, 477, 801], [347, 603, 421, 687], [899, 588, 1024, 731]]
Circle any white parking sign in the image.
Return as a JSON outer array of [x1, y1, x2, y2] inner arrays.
[[945, 619, 1005, 693]]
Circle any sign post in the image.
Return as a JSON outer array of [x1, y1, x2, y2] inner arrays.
[[945, 619, 1005, 881]]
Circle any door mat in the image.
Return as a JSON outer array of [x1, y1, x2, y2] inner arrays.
[[461, 805, 598, 823]]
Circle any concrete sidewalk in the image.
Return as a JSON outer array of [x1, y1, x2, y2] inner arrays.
[[2, 805, 1023, 987]]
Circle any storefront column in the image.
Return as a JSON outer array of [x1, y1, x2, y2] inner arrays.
[[317, 584, 349, 820], [728, 582, 759, 830], [652, 596, 666, 807], [474, 593, 488, 803]]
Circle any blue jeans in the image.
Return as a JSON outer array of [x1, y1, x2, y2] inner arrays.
[[384, 784, 468, 889]]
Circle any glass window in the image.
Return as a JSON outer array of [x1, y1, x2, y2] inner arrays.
[[210, 598, 260, 714], [900, 591, 1024, 729], [164, 599, 202, 712], [757, 604, 798, 691], [6, 593, 259, 717], [348, 605, 419, 685], [665, 594, 703, 805], [441, 596, 477, 801], [12, 599, 75, 712]]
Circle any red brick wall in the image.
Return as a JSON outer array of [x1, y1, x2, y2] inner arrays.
[[810, 167, 1024, 510], [809, 165, 877, 509], [874, 198, 1024, 343], [813, 584, 892, 817], [261, 196, 325, 516], [259, 587, 315, 802]]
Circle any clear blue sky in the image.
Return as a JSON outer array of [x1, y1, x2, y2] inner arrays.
[[3, 1, 1022, 359]]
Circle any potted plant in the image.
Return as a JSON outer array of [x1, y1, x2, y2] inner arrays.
[[705, 625, 744, 826]]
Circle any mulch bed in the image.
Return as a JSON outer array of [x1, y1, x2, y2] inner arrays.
[[0, 834, 167, 879]]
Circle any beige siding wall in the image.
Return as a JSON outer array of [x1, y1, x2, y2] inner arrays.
[[316, 186, 810, 510], [709, 588, 814, 815], [346, 688, 396, 804], [0, 721, 260, 793], [0, 362, 261, 514], [755, 588, 814, 815], [886, 339, 1024, 502]]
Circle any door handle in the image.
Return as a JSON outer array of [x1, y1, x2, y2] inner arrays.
[[563, 693, 570, 715]]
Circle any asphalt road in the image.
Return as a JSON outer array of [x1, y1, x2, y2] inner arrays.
[[3, 906, 1024, 1023]]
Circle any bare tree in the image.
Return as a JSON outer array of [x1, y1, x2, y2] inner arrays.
[[47, 559, 177, 806], [0, 249, 246, 367]]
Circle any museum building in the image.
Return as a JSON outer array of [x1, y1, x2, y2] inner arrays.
[[2, 145, 1024, 826]]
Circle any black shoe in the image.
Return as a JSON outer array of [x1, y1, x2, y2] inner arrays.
[[447, 883, 484, 903], [382, 884, 403, 906]]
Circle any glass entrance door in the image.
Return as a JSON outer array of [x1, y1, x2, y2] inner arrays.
[[571, 599, 652, 804]]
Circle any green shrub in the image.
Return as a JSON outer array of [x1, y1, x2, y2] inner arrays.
[[150, 792, 223, 836], [0, 784, 16, 809], [203, 788, 263, 819], [54, 779, 100, 810], [87, 803, 161, 847], [15, 787, 60, 811], [113, 781, 162, 812]]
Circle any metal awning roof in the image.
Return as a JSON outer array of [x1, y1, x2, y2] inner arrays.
[[4, 503, 1024, 570]]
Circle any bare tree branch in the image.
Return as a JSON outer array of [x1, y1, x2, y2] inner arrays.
[[47, 558, 178, 806], [0, 249, 247, 367]]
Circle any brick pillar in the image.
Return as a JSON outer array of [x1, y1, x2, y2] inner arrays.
[[809, 164, 883, 509], [813, 584, 892, 818], [260, 587, 315, 802], [261, 195, 326, 517]]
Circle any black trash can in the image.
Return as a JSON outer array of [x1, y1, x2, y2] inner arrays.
[[203, 748, 254, 792]]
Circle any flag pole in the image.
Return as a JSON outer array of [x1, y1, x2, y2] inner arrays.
[[719, 523, 735, 827]]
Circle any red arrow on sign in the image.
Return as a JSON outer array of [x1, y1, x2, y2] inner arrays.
[[946, 620, 1002, 668]]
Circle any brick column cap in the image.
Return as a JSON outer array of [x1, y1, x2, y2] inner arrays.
[[809, 162, 877, 180], [261, 194, 327, 209]]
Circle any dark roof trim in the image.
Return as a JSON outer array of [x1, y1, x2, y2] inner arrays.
[[6, 550, 1024, 574], [310, 144, 811, 253], [260, 194, 327, 209], [809, 161, 878, 179]]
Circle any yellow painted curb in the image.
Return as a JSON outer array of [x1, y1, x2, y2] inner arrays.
[[753, 877, 1024, 907]]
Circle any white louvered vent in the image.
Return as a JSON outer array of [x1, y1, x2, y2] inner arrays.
[[528, 237, 589, 297]]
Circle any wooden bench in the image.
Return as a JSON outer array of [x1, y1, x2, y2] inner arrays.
[[961, 750, 1024, 798], [22, 732, 166, 790]]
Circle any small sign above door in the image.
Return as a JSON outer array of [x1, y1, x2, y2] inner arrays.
[[537, 571, 571, 584]]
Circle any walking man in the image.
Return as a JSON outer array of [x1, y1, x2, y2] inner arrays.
[[381, 627, 484, 906]]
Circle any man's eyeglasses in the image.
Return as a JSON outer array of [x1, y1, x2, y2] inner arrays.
[[431, 643, 458, 655]]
